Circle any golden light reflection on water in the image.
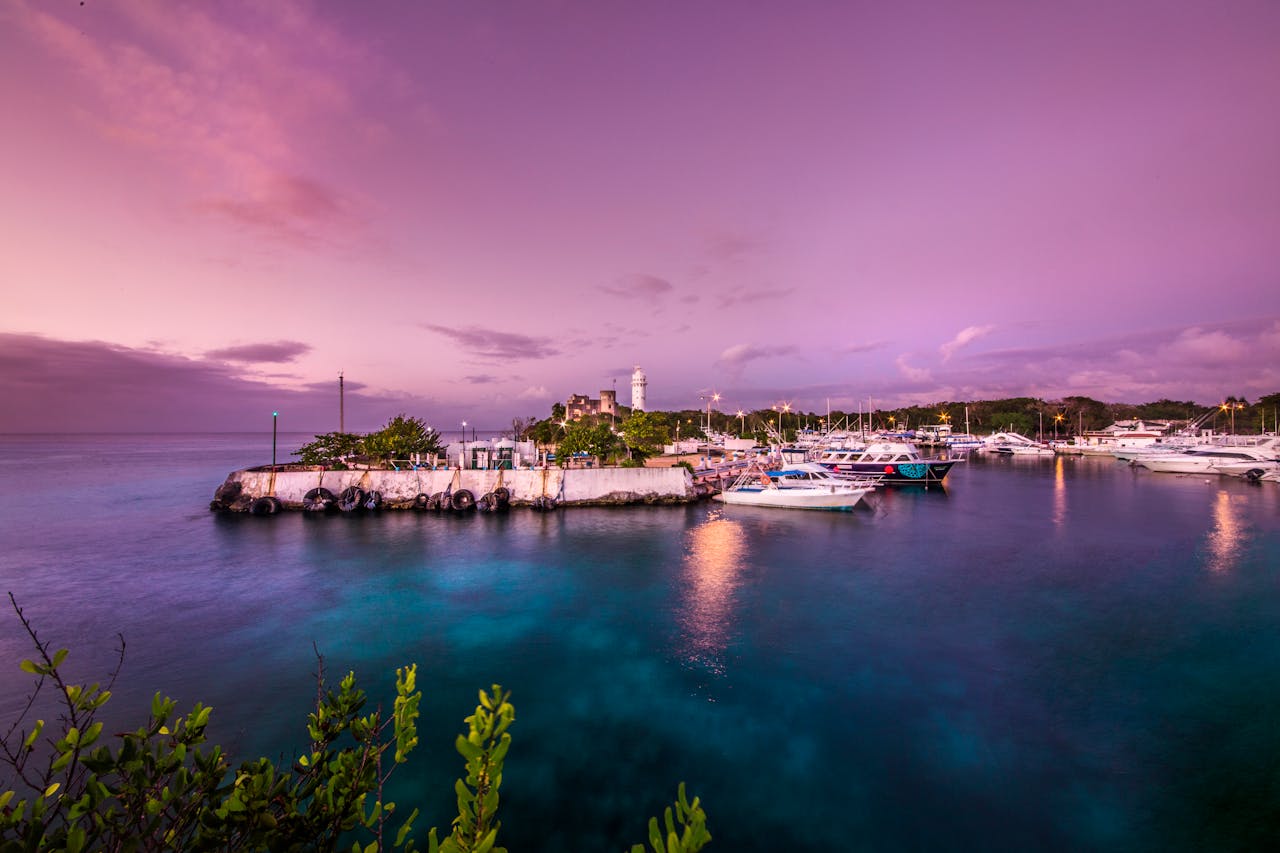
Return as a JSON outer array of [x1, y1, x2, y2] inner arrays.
[[678, 511, 747, 676], [1206, 489, 1244, 574], [1052, 455, 1066, 528]]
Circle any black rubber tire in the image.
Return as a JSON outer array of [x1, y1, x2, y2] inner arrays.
[[414, 492, 431, 510], [492, 487, 511, 507], [249, 496, 282, 516], [451, 489, 476, 512], [363, 490, 383, 510], [476, 494, 494, 513], [1245, 468, 1266, 481], [303, 487, 336, 513], [428, 492, 446, 511], [338, 486, 365, 512]]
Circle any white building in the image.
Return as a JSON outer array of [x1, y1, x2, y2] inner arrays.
[[631, 365, 647, 412]]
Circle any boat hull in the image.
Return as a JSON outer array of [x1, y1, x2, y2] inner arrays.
[[819, 459, 955, 484], [713, 486, 869, 510]]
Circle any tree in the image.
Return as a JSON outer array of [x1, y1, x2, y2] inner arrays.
[[364, 414, 442, 464], [292, 432, 365, 468], [555, 420, 616, 466], [0, 596, 711, 852], [618, 411, 669, 461]]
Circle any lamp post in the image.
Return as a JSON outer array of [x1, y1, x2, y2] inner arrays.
[[1054, 413, 1064, 440], [461, 420, 467, 469], [272, 411, 278, 471], [736, 410, 745, 437]]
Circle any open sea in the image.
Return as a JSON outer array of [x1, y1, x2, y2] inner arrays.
[[3, 433, 1280, 851]]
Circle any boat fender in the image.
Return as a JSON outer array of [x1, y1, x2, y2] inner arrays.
[[492, 486, 511, 507], [1245, 468, 1266, 481], [451, 489, 476, 512], [427, 492, 446, 511], [414, 492, 431, 510], [249, 496, 282, 516], [532, 496, 557, 511], [303, 487, 336, 513], [476, 493, 496, 512], [363, 490, 383, 510], [338, 486, 365, 512]]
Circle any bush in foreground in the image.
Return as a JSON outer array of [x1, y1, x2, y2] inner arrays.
[[0, 594, 709, 852]]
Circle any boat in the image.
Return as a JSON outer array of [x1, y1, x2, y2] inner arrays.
[[814, 440, 956, 484], [943, 433, 984, 451], [1213, 460, 1280, 479], [1135, 435, 1280, 475], [713, 462, 877, 510], [981, 431, 1054, 457]]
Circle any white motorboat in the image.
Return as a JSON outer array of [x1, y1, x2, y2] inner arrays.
[[1136, 436, 1280, 474], [714, 462, 876, 510], [981, 432, 1054, 457], [943, 433, 984, 451], [1213, 460, 1280, 479]]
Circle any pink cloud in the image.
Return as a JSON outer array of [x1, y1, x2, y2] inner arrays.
[[939, 325, 995, 362]]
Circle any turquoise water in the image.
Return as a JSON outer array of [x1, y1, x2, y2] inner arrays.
[[2, 434, 1280, 850]]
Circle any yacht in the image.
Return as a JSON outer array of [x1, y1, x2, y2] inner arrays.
[[814, 440, 956, 484], [981, 432, 1054, 457], [1135, 436, 1280, 475]]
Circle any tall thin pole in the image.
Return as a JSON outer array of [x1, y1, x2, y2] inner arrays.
[[272, 411, 278, 470], [339, 371, 345, 433]]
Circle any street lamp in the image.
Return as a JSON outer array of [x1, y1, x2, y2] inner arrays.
[[461, 420, 467, 469], [736, 410, 745, 437], [272, 411, 278, 471], [1054, 413, 1064, 440]]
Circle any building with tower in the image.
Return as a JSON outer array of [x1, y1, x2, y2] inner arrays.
[[631, 366, 647, 412]]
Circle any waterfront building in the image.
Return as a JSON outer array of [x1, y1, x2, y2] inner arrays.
[[631, 365, 647, 412]]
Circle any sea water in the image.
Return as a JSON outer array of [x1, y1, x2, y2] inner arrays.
[[2, 434, 1279, 851]]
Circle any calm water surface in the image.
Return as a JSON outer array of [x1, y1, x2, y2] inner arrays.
[[2, 434, 1279, 851]]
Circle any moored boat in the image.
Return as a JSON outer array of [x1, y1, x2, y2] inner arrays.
[[1135, 435, 1280, 475], [713, 462, 876, 510], [814, 440, 956, 484]]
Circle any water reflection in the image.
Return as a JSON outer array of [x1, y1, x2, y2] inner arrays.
[[1206, 489, 1244, 574], [1052, 456, 1067, 528], [678, 510, 747, 676]]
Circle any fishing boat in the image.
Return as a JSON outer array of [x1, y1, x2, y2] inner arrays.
[[714, 462, 877, 510], [814, 440, 956, 485]]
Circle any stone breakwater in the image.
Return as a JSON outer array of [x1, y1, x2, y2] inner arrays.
[[210, 466, 701, 512]]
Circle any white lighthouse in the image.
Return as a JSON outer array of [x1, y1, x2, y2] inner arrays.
[[630, 365, 647, 412]]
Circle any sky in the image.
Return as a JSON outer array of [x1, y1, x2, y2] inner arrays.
[[2, 0, 1278, 433]]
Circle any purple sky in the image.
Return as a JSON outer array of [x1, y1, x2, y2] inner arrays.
[[3, 0, 1278, 432]]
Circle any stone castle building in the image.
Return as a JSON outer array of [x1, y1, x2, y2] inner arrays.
[[566, 389, 617, 421]]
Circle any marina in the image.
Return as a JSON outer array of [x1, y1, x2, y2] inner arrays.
[[5, 433, 1280, 851]]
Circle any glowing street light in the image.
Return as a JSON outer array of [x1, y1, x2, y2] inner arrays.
[[736, 409, 745, 436], [1054, 412, 1064, 440]]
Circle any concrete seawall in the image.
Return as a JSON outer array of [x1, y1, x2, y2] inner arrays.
[[213, 466, 699, 509]]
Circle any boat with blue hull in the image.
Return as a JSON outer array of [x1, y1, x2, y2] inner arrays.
[[815, 440, 957, 485]]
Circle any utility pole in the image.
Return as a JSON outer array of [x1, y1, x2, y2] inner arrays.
[[339, 371, 345, 433]]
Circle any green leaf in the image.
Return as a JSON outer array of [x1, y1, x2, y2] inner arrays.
[[19, 659, 40, 675]]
